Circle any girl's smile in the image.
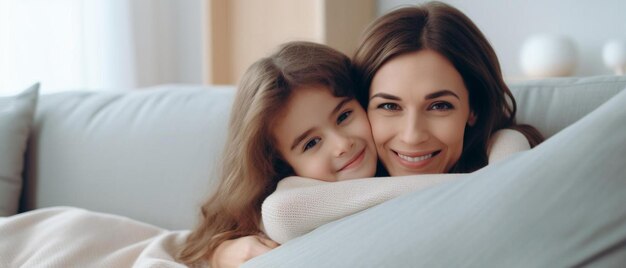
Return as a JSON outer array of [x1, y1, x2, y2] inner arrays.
[[338, 148, 367, 172]]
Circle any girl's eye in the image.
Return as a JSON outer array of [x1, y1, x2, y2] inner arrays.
[[303, 137, 321, 152], [337, 110, 352, 124], [430, 101, 454, 111], [377, 103, 400, 111]]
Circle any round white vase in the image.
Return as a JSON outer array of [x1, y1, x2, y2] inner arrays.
[[602, 40, 626, 75], [520, 34, 577, 77]]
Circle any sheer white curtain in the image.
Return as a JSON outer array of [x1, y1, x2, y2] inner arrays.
[[0, 0, 203, 95]]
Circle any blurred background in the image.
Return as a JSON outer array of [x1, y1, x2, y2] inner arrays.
[[1, 0, 625, 95]]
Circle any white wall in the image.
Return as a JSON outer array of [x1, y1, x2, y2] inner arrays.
[[4, 0, 622, 95], [377, 0, 626, 78], [130, 0, 204, 87], [0, 0, 204, 95]]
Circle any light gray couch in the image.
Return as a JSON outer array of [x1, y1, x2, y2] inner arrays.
[[15, 75, 626, 266]]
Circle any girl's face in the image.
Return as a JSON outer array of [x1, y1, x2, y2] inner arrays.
[[368, 49, 475, 176], [273, 86, 377, 182]]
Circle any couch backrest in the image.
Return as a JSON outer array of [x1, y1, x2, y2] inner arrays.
[[21, 85, 236, 230], [509, 75, 626, 138], [20, 76, 626, 230]]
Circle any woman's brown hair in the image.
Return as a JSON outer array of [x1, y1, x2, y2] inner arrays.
[[353, 1, 543, 173], [177, 41, 356, 264]]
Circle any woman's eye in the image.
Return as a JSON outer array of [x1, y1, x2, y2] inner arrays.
[[430, 102, 453, 111], [337, 110, 352, 124], [378, 103, 400, 111], [303, 137, 321, 152]]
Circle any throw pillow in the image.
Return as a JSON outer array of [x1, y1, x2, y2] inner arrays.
[[0, 83, 39, 216]]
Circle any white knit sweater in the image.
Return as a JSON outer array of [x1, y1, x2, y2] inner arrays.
[[262, 129, 530, 244]]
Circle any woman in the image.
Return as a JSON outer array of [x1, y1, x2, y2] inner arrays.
[[352, 2, 543, 176], [207, 2, 544, 267]]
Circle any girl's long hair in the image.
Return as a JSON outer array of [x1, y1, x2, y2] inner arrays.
[[353, 1, 544, 173], [178, 41, 355, 264]]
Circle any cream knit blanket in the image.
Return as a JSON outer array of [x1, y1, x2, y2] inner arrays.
[[0, 207, 196, 267], [262, 129, 530, 244]]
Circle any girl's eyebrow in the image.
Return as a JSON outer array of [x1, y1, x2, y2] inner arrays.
[[369, 90, 459, 101], [291, 129, 315, 151], [331, 98, 352, 118], [290, 97, 352, 151]]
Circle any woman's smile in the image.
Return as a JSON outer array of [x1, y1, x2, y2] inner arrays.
[[390, 148, 442, 172], [395, 149, 440, 163]]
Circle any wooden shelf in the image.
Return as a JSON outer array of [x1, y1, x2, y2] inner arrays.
[[203, 0, 375, 85]]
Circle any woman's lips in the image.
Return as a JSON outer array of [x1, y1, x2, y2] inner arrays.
[[338, 148, 366, 171], [392, 149, 441, 169]]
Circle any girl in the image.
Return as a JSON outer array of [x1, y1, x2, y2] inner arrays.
[[177, 41, 379, 266]]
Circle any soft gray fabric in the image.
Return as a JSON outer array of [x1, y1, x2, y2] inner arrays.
[[245, 88, 626, 267], [21, 85, 235, 230], [509, 75, 626, 137], [0, 84, 39, 216]]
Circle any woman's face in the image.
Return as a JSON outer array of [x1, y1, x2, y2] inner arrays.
[[273, 86, 377, 182], [368, 49, 475, 176]]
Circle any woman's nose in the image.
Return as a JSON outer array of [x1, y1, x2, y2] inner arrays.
[[400, 113, 430, 145]]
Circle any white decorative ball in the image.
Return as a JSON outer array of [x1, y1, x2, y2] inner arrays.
[[520, 34, 577, 77], [602, 40, 626, 75]]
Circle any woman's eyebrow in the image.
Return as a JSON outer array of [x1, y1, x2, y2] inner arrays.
[[369, 93, 401, 101], [369, 90, 459, 101], [425, 90, 460, 100]]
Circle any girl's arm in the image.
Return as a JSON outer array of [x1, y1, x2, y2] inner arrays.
[[262, 174, 461, 244], [262, 129, 531, 244]]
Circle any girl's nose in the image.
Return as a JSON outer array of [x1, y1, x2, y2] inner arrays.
[[332, 132, 354, 157]]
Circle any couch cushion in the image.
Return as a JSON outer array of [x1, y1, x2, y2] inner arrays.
[[509, 75, 626, 137], [21, 85, 235, 230], [0, 84, 39, 216]]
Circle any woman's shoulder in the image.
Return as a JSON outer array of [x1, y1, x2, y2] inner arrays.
[[487, 129, 531, 164], [490, 128, 529, 142]]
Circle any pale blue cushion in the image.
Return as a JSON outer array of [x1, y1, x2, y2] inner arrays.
[[22, 85, 235, 229], [245, 87, 626, 267], [510, 75, 626, 137], [0, 84, 39, 216]]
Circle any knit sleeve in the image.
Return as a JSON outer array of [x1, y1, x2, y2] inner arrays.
[[487, 129, 531, 164], [262, 174, 460, 244], [262, 129, 531, 244]]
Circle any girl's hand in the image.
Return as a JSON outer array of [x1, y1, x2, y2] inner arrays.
[[211, 235, 279, 268]]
